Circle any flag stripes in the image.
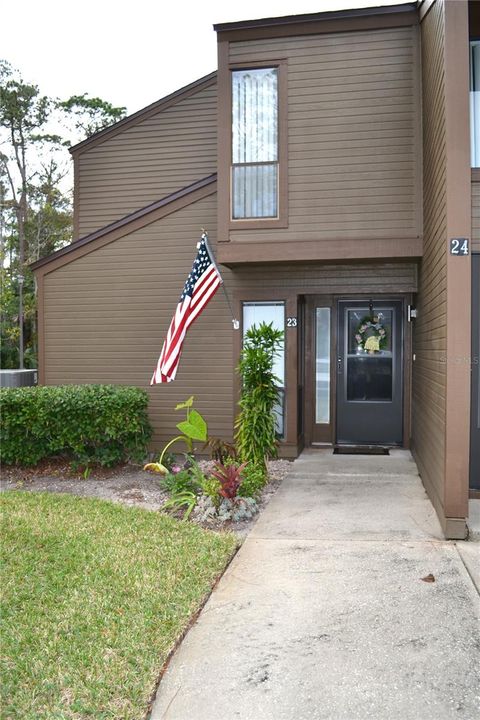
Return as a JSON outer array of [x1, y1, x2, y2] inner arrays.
[[151, 237, 222, 384]]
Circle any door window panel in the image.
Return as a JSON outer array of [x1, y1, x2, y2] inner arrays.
[[346, 309, 393, 402]]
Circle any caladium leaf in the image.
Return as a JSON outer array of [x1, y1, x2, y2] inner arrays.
[[176, 409, 207, 441], [143, 462, 169, 475], [175, 396, 194, 411]]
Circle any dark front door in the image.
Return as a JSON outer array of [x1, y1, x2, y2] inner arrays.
[[471, 255, 480, 490], [336, 300, 403, 445]]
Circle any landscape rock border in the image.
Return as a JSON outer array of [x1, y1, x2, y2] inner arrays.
[[1, 459, 291, 537]]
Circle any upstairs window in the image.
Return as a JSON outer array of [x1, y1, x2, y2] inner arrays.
[[470, 41, 480, 167], [232, 68, 278, 219]]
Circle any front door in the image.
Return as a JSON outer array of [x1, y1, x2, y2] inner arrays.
[[471, 255, 480, 489], [336, 300, 403, 445]]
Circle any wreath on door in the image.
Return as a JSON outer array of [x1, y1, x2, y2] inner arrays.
[[355, 316, 388, 354]]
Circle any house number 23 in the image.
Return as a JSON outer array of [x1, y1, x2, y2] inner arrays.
[[287, 317, 298, 327]]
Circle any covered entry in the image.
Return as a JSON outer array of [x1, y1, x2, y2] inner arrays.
[[304, 296, 408, 448]]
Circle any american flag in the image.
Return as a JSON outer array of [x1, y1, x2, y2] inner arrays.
[[151, 234, 222, 384]]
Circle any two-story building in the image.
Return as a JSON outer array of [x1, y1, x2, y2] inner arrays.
[[32, 0, 479, 539]]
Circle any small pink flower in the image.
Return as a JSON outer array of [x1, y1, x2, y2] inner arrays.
[[171, 464, 181, 474]]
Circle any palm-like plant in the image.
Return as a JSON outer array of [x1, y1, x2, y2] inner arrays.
[[235, 322, 284, 473]]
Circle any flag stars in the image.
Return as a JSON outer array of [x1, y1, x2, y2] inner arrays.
[[179, 241, 214, 301]]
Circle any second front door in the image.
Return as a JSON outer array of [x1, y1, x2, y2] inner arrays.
[[307, 297, 405, 447], [336, 300, 404, 445]]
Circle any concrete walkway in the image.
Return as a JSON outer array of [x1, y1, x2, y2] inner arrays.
[[151, 450, 480, 720]]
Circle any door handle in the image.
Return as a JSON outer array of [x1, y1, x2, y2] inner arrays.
[[337, 356, 343, 374]]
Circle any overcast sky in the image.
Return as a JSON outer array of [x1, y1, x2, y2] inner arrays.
[[3, 0, 409, 115]]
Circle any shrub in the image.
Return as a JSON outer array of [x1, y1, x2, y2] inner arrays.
[[0, 384, 152, 466], [235, 322, 284, 472], [159, 469, 199, 496], [238, 462, 268, 498]]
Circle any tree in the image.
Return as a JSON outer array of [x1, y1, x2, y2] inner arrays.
[[0, 60, 127, 368], [57, 94, 126, 138], [0, 60, 66, 368], [0, 61, 58, 265], [26, 160, 73, 262]]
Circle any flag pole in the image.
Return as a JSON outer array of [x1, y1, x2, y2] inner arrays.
[[200, 229, 240, 330]]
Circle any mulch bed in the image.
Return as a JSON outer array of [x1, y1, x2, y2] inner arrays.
[[1, 458, 291, 536]]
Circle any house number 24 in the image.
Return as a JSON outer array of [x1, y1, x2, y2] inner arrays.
[[287, 317, 298, 327], [450, 238, 469, 256]]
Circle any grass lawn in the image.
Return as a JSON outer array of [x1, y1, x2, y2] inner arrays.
[[1, 491, 238, 719]]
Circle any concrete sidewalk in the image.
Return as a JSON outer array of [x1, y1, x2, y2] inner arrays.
[[150, 450, 480, 720]]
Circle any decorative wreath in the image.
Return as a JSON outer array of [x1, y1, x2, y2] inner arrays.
[[355, 316, 388, 354]]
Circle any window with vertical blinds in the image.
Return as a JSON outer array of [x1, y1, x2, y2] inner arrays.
[[232, 68, 278, 219], [471, 41, 480, 167]]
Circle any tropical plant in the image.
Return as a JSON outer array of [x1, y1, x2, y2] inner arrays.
[[144, 396, 208, 474], [210, 461, 248, 500], [203, 436, 237, 463], [235, 322, 284, 473], [159, 469, 199, 496], [162, 491, 197, 521], [237, 462, 268, 498]]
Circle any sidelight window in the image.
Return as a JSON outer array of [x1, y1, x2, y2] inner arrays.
[[242, 301, 285, 436], [315, 308, 331, 424]]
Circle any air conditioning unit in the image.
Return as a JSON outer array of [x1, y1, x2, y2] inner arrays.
[[0, 370, 38, 388]]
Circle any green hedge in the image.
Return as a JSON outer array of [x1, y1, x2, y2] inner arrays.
[[0, 385, 152, 467]]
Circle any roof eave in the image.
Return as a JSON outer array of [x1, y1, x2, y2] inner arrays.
[[69, 71, 217, 156], [214, 3, 417, 32]]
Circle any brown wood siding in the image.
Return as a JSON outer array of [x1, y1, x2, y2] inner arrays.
[[42, 187, 417, 450], [231, 262, 417, 294], [226, 25, 422, 246], [43, 195, 235, 448], [412, 0, 447, 515], [76, 83, 217, 238], [472, 181, 480, 252]]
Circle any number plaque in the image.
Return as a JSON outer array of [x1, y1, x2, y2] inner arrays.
[[450, 238, 469, 256]]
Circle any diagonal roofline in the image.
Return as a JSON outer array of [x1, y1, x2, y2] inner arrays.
[[31, 174, 217, 271], [213, 3, 416, 32], [69, 72, 217, 156]]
